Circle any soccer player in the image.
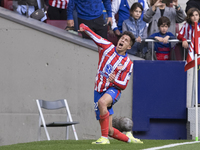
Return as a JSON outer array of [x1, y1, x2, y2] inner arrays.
[[79, 23, 143, 144]]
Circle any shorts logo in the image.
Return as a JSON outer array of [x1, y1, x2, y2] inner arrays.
[[109, 89, 115, 93], [94, 102, 98, 111]]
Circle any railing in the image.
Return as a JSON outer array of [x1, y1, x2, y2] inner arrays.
[[145, 39, 191, 61]]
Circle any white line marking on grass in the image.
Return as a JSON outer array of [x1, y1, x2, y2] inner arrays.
[[143, 141, 200, 150]]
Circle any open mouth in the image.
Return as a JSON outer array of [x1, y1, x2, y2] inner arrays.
[[119, 43, 123, 48]]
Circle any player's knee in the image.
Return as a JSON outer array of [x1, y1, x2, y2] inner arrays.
[[98, 99, 106, 108]]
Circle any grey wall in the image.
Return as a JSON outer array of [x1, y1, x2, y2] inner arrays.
[[0, 7, 137, 146]]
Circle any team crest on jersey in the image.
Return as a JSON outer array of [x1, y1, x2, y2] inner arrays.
[[105, 64, 113, 74], [99, 64, 113, 78]]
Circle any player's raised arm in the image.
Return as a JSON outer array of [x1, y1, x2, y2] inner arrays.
[[79, 23, 112, 48]]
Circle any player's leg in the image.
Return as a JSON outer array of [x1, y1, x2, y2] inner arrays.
[[98, 93, 112, 116], [92, 87, 120, 144], [92, 93, 112, 144], [108, 115, 129, 142], [109, 115, 143, 143]]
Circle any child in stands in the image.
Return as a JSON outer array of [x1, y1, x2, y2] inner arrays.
[[122, 2, 147, 57], [148, 16, 176, 60], [177, 7, 200, 49]]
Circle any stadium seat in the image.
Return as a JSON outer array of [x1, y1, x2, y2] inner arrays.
[[36, 99, 79, 141]]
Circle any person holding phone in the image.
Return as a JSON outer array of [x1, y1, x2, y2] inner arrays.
[[143, 0, 186, 37]]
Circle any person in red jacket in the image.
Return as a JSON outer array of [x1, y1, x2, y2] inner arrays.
[[177, 7, 200, 49]]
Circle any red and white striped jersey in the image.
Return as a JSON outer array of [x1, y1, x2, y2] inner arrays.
[[177, 22, 200, 42], [184, 22, 200, 71], [80, 24, 133, 92], [49, 0, 68, 9]]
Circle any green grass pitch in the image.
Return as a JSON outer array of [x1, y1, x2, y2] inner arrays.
[[0, 140, 200, 150]]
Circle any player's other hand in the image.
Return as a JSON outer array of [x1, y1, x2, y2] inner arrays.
[[108, 73, 115, 83], [78, 23, 86, 32]]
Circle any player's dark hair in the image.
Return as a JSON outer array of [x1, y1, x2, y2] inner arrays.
[[130, 2, 143, 16], [186, 7, 200, 24], [157, 16, 171, 27], [121, 31, 135, 47]]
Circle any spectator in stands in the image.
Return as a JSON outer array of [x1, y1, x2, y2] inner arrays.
[[148, 16, 176, 60], [185, 0, 200, 14], [122, 2, 147, 56], [67, 0, 112, 39], [47, 0, 68, 20], [14, 0, 47, 21], [177, 7, 200, 49], [143, 0, 185, 37], [111, 0, 149, 37]]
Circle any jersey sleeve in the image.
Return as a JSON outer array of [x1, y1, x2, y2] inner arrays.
[[80, 23, 112, 49], [113, 61, 133, 90], [177, 23, 187, 41]]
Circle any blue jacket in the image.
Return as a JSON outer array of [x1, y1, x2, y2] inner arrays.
[[123, 17, 147, 55], [67, 0, 112, 20], [123, 16, 147, 39]]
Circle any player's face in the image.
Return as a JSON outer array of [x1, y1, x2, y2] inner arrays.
[[116, 35, 132, 55], [191, 11, 200, 25], [159, 24, 169, 34], [132, 7, 142, 20]]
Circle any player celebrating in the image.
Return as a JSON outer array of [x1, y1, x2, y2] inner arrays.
[[79, 23, 143, 144]]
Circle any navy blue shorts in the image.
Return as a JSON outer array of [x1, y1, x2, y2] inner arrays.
[[94, 87, 121, 120]]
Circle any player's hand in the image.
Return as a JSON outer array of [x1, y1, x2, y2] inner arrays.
[[107, 17, 113, 26], [108, 73, 115, 83], [78, 23, 87, 32], [182, 40, 188, 49], [79, 27, 84, 32]]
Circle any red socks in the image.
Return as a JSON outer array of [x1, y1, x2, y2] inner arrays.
[[99, 111, 110, 137], [99, 112, 129, 142], [110, 128, 129, 142]]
